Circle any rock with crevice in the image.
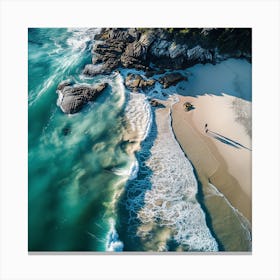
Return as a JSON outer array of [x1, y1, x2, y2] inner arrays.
[[187, 45, 213, 64], [158, 73, 187, 89], [56, 81, 108, 114], [121, 31, 156, 70], [125, 73, 155, 91]]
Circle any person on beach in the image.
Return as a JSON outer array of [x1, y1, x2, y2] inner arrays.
[[205, 123, 208, 133]]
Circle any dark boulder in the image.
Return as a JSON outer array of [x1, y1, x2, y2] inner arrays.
[[158, 73, 187, 88], [125, 73, 155, 91], [57, 79, 73, 90], [120, 31, 156, 70], [149, 99, 159, 107], [57, 81, 108, 114], [149, 99, 165, 108], [85, 28, 140, 75]]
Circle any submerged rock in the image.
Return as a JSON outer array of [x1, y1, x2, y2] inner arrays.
[[159, 73, 187, 88], [56, 81, 108, 114], [62, 126, 71, 136]]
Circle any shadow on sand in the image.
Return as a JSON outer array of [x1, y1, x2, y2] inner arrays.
[[207, 130, 251, 151]]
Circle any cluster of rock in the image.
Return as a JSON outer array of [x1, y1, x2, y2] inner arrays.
[[56, 80, 108, 114], [56, 28, 251, 114], [158, 73, 187, 89], [125, 73, 155, 91], [82, 28, 218, 77]]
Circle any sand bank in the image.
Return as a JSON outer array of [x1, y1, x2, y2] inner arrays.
[[171, 93, 252, 251]]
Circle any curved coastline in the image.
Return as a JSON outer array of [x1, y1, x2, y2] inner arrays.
[[28, 28, 252, 252], [170, 94, 252, 251]]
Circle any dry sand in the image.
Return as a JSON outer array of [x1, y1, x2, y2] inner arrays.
[[171, 93, 252, 251]]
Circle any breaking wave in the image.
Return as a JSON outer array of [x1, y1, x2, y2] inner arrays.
[[106, 219, 124, 252], [124, 101, 218, 251], [124, 92, 152, 142]]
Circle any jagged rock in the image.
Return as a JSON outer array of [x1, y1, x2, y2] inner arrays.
[[95, 28, 138, 43], [159, 73, 187, 88], [86, 28, 139, 75], [56, 81, 108, 114], [187, 45, 212, 64], [121, 31, 156, 70], [125, 73, 142, 88], [57, 79, 73, 90], [125, 73, 155, 90], [90, 28, 251, 74], [168, 43, 188, 59], [150, 39, 171, 57], [121, 41, 148, 69], [94, 40, 127, 56]]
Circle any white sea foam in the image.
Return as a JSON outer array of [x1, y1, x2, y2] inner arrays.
[[128, 160, 139, 180], [126, 104, 218, 251], [66, 28, 101, 51], [106, 218, 124, 252], [124, 92, 152, 142], [113, 73, 126, 108]]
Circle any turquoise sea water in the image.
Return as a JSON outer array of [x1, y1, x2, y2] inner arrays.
[[28, 28, 251, 252], [28, 28, 130, 251]]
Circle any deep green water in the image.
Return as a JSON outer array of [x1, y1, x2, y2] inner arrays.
[[28, 28, 251, 252], [28, 28, 130, 251]]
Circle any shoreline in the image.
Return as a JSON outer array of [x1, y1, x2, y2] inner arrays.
[[122, 95, 220, 251], [170, 93, 252, 251]]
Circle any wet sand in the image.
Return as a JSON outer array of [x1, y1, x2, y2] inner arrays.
[[171, 93, 252, 251]]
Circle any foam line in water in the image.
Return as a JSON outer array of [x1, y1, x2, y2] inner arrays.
[[29, 29, 99, 106], [124, 92, 152, 142], [106, 218, 124, 252], [66, 28, 101, 51], [126, 106, 218, 251]]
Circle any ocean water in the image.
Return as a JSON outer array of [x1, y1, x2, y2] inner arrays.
[[28, 28, 250, 252], [118, 97, 218, 251], [28, 28, 129, 251]]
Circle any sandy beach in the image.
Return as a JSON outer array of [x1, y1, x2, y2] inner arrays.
[[171, 93, 252, 251]]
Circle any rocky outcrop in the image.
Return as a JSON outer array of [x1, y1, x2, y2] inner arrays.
[[83, 28, 139, 76], [120, 31, 156, 70], [83, 28, 251, 77], [187, 46, 213, 64], [86, 29, 219, 73], [158, 73, 187, 88], [57, 80, 108, 114], [125, 73, 155, 91]]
